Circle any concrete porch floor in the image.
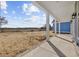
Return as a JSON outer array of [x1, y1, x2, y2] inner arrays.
[[20, 34, 79, 57], [56, 34, 74, 43]]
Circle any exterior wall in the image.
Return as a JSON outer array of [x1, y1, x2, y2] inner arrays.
[[60, 22, 70, 33], [53, 21, 71, 33]]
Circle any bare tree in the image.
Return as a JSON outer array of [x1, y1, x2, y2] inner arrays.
[[0, 16, 8, 32]]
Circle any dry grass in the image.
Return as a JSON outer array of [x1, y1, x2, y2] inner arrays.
[[0, 31, 53, 57]]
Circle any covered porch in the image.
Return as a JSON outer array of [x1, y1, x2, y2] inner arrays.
[[18, 1, 79, 57]]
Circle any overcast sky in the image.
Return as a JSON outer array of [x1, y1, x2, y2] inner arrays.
[[0, 1, 54, 28]]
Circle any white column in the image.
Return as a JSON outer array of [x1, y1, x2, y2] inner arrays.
[[72, 19, 75, 38], [74, 1, 79, 43], [76, 2, 79, 38], [46, 13, 49, 41], [59, 22, 60, 34], [75, 2, 79, 39], [55, 19, 57, 35]]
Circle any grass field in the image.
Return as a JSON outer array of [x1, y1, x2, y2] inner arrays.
[[0, 31, 53, 57]]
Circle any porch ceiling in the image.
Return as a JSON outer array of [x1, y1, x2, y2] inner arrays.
[[35, 1, 75, 21]]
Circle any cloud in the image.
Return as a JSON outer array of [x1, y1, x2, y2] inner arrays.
[[23, 15, 40, 24], [3, 10, 8, 14], [22, 3, 31, 15], [22, 3, 40, 15], [42, 14, 46, 17], [0, 1, 7, 10], [22, 3, 28, 12], [23, 13, 46, 24], [29, 5, 40, 13], [12, 10, 16, 14], [31, 15, 39, 22], [17, 6, 20, 9], [14, 16, 17, 19], [25, 12, 31, 15], [0, 1, 8, 14]]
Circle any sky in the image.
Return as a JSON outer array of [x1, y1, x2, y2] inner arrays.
[[0, 1, 54, 28]]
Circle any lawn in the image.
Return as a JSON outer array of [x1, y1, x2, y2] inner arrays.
[[0, 31, 53, 57]]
